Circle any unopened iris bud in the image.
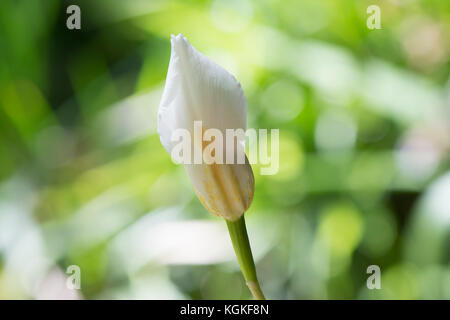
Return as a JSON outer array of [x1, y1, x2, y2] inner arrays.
[[158, 34, 254, 221]]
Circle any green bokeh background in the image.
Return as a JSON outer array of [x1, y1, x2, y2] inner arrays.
[[0, 0, 449, 299]]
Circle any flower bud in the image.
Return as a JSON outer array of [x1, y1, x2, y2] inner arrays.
[[158, 34, 254, 221]]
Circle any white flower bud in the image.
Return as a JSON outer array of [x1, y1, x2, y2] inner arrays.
[[158, 34, 254, 221]]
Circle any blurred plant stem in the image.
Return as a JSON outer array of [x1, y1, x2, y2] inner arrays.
[[226, 216, 265, 300]]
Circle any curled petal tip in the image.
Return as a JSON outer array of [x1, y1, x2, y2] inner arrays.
[[170, 34, 189, 55], [170, 33, 185, 42]]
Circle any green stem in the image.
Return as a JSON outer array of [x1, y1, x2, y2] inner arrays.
[[226, 215, 266, 300]]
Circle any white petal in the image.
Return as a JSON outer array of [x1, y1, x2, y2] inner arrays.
[[158, 34, 247, 154]]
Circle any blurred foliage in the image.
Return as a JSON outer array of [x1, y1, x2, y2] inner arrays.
[[0, 0, 449, 299]]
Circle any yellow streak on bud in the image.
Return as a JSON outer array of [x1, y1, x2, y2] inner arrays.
[[190, 124, 254, 221], [193, 160, 254, 221]]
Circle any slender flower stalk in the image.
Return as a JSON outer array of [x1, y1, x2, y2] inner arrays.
[[226, 216, 265, 300], [157, 34, 265, 299]]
